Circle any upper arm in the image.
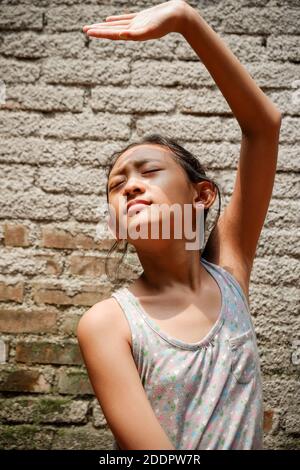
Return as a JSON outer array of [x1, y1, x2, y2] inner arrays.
[[203, 117, 282, 299], [76, 299, 175, 450]]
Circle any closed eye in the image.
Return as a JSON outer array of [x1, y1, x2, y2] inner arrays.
[[109, 169, 161, 191], [143, 168, 161, 173]]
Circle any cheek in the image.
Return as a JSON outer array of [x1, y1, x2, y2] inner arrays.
[[158, 178, 191, 207]]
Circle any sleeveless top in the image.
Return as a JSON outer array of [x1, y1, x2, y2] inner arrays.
[[110, 256, 264, 450]]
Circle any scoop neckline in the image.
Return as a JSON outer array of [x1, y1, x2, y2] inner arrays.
[[122, 257, 226, 351]]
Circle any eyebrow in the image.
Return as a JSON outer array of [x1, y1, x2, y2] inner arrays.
[[109, 158, 163, 181]]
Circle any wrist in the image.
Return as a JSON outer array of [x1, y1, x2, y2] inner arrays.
[[175, 1, 196, 36]]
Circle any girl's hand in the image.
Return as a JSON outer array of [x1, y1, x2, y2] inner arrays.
[[82, 0, 188, 41]]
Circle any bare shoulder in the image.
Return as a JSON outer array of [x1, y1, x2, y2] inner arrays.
[[76, 296, 132, 347]]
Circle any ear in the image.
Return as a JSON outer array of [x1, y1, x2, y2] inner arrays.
[[193, 180, 216, 210]]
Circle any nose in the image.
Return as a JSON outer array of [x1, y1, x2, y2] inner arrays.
[[122, 176, 146, 199]]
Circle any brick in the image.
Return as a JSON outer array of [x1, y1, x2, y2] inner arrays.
[[0, 6, 43, 31], [0, 308, 57, 333], [268, 90, 300, 116], [131, 60, 300, 89], [75, 138, 125, 167], [0, 282, 23, 303], [177, 88, 233, 115], [267, 35, 300, 62], [0, 58, 40, 83], [0, 32, 86, 59], [261, 199, 298, 229], [68, 255, 106, 277], [43, 58, 130, 86], [260, 347, 294, 374], [61, 314, 81, 336], [33, 284, 103, 307], [34, 254, 63, 276], [0, 250, 63, 276], [0, 188, 69, 220], [3, 85, 84, 113], [0, 164, 35, 191], [0, 396, 88, 424], [36, 166, 105, 194], [45, 5, 120, 32], [251, 256, 299, 287], [285, 412, 300, 435], [89, 33, 176, 61], [91, 86, 176, 113], [40, 111, 131, 140], [212, 170, 300, 200], [176, 33, 266, 63], [280, 117, 300, 143], [15, 340, 83, 365], [52, 424, 113, 450], [0, 137, 76, 166], [255, 229, 299, 258], [132, 60, 213, 87], [250, 285, 298, 319], [57, 368, 94, 395], [222, 6, 300, 35], [0, 424, 54, 450], [42, 226, 105, 250], [69, 194, 108, 223], [263, 409, 274, 433], [135, 114, 237, 142], [0, 367, 52, 393], [0, 111, 41, 136], [4, 223, 29, 247], [92, 398, 107, 428]]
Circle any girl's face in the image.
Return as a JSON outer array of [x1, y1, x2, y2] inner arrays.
[[107, 143, 204, 246]]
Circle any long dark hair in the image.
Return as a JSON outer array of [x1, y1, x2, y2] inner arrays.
[[104, 134, 221, 281]]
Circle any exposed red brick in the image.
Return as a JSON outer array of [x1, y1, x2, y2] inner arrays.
[[69, 255, 105, 276], [33, 286, 102, 306], [42, 227, 109, 250], [0, 308, 57, 333], [263, 409, 274, 433], [58, 369, 94, 395], [0, 282, 24, 303], [16, 341, 83, 365], [4, 223, 29, 247], [34, 255, 63, 275], [0, 368, 52, 393]]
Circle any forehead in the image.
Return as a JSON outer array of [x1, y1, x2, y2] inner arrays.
[[109, 144, 175, 179]]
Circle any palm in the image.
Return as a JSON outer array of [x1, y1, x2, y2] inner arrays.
[[83, 0, 183, 41]]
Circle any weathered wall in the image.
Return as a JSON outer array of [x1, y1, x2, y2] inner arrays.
[[0, 0, 299, 450]]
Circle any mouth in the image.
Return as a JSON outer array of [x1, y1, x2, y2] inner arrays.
[[127, 201, 152, 216]]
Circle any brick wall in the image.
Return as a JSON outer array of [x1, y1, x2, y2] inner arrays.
[[0, 0, 299, 450]]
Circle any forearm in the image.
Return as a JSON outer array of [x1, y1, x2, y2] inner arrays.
[[178, 2, 281, 136]]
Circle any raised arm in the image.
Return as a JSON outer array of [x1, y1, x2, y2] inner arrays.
[[82, 0, 282, 300], [179, 2, 282, 299]]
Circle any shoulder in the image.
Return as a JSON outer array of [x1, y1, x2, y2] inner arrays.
[[76, 295, 131, 347]]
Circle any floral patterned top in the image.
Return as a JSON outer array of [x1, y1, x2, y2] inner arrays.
[[110, 256, 264, 450]]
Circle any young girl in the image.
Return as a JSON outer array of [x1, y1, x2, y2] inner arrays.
[[77, 0, 282, 450]]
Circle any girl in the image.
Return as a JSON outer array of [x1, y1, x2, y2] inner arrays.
[[77, 0, 282, 450]]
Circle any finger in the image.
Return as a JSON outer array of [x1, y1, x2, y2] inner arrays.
[[86, 29, 131, 40], [83, 20, 131, 32], [106, 13, 136, 21]]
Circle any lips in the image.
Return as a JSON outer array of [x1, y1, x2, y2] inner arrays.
[[126, 199, 152, 213]]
